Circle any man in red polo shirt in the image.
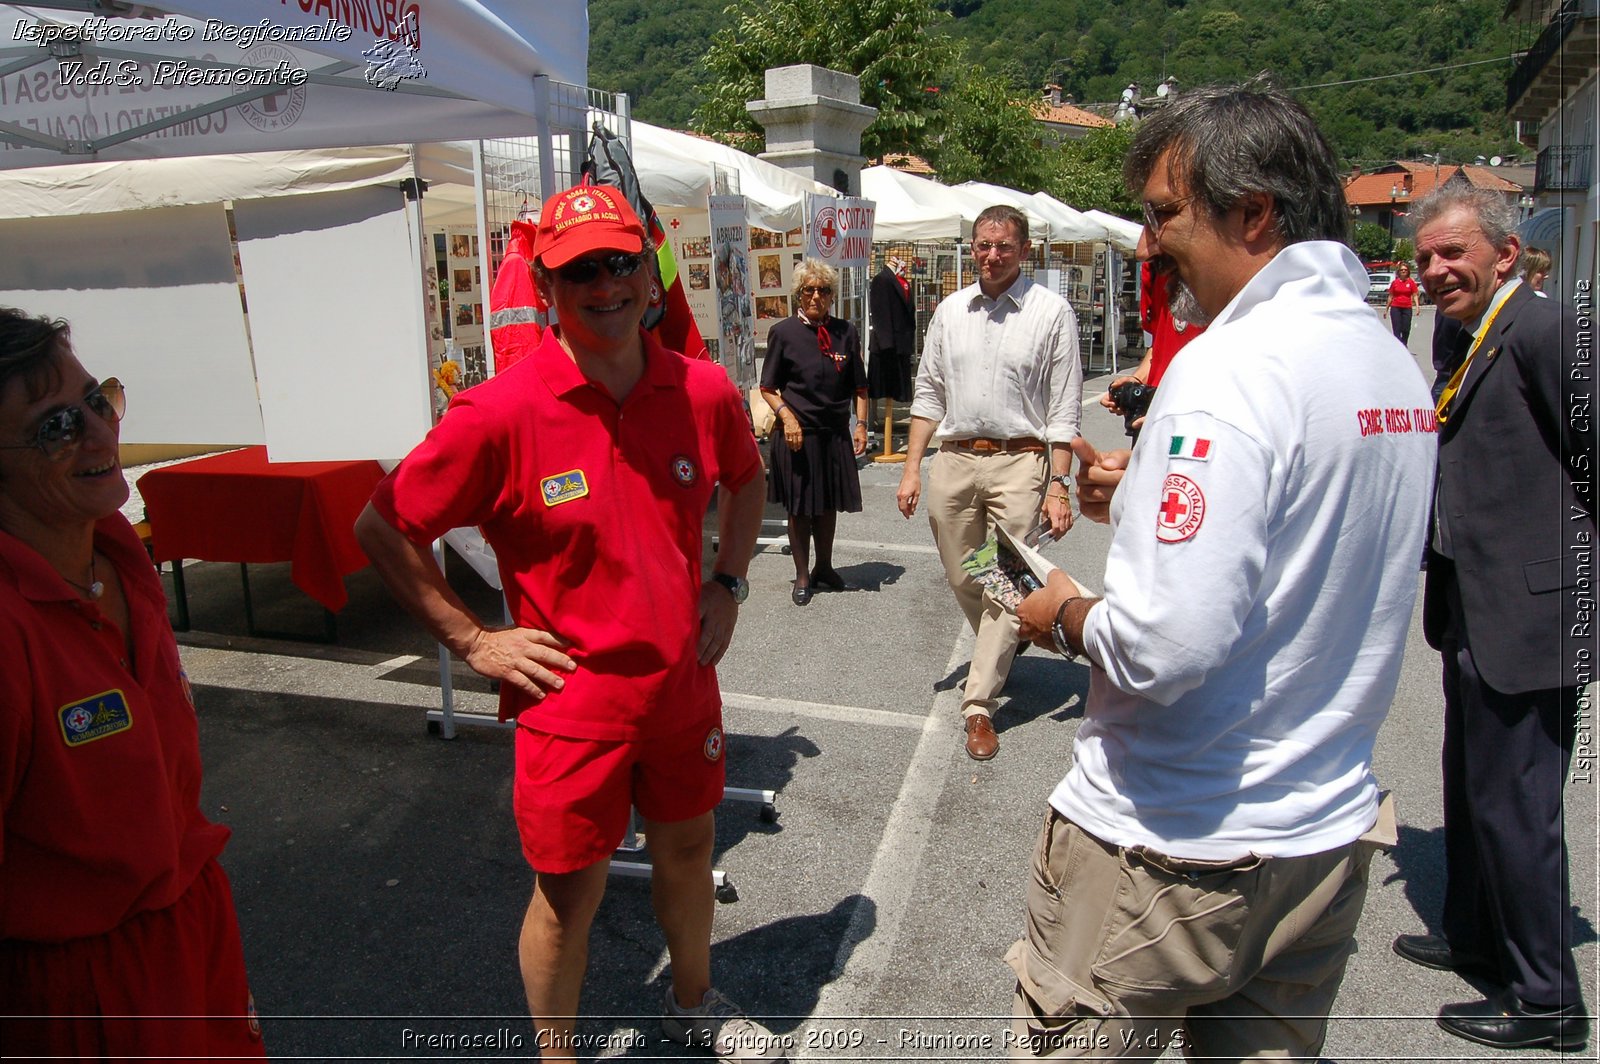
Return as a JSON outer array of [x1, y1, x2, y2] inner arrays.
[[355, 184, 773, 1061]]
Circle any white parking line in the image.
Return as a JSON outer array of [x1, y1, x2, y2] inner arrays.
[[805, 626, 975, 1036], [723, 692, 925, 730]]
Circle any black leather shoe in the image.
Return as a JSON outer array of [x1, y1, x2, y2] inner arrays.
[[809, 568, 855, 592], [1392, 933, 1493, 976], [791, 583, 812, 606], [1438, 994, 1589, 1051]]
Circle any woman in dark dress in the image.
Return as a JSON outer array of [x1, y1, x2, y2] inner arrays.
[[760, 259, 868, 605]]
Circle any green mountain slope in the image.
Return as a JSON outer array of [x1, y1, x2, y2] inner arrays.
[[588, 0, 1526, 165]]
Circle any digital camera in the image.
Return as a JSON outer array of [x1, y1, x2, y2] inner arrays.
[[1108, 380, 1156, 439]]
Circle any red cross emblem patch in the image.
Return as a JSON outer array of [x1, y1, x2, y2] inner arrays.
[[703, 726, 724, 762], [1156, 473, 1205, 543]]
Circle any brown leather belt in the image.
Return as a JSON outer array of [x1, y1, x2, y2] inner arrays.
[[943, 436, 1046, 454]]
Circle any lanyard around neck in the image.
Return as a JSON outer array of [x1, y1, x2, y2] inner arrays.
[[1434, 294, 1511, 425]]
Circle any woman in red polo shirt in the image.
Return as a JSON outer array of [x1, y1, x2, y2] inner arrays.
[[0, 308, 263, 1059], [1387, 262, 1420, 345]]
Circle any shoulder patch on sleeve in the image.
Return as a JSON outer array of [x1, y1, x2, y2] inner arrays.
[[1156, 473, 1206, 543]]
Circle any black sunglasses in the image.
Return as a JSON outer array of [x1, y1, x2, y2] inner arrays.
[[800, 285, 833, 297], [554, 252, 647, 285], [1, 378, 125, 459]]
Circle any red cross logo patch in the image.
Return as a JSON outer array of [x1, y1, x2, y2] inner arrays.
[[672, 455, 698, 486], [1156, 473, 1205, 543], [703, 726, 724, 762]]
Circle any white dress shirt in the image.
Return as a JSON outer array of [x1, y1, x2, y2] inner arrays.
[[909, 273, 1082, 444]]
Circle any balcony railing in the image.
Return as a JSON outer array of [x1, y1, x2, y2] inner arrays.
[[1535, 144, 1594, 192], [1507, 0, 1599, 117]]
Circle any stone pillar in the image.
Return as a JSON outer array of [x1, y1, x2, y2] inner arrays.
[[746, 65, 877, 195]]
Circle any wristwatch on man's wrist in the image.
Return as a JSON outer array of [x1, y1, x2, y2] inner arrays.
[[1051, 598, 1082, 659], [1051, 473, 1072, 492], [711, 572, 749, 604]]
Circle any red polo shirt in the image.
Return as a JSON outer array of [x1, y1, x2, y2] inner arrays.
[[371, 328, 762, 740], [0, 515, 229, 942], [1140, 262, 1207, 387]]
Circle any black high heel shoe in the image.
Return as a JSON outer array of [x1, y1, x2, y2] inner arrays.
[[809, 568, 854, 592], [791, 582, 812, 605]]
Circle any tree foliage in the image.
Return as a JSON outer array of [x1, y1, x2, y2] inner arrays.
[[1353, 221, 1395, 263], [692, 0, 963, 159], [926, 71, 1051, 189], [1048, 124, 1138, 217], [595, 0, 1529, 169]]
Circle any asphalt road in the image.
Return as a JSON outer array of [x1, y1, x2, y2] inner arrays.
[[171, 306, 1596, 1061]]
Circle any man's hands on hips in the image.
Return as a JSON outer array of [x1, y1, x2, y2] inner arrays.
[[1018, 570, 1079, 648], [698, 580, 740, 666], [463, 626, 575, 698], [1078, 448, 1131, 524]]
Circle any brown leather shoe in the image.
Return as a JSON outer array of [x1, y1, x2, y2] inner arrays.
[[964, 714, 998, 760]]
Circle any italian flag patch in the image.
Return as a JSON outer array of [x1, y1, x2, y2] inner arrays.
[[1168, 435, 1212, 461]]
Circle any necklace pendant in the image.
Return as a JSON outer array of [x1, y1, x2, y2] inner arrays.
[[88, 580, 104, 600]]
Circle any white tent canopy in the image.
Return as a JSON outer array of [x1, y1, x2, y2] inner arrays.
[[860, 165, 969, 241], [859, 165, 964, 242], [0, 1, 588, 169], [954, 181, 1108, 243], [1084, 208, 1143, 253], [0, 1, 592, 461]]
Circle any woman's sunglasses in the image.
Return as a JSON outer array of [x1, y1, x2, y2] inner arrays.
[[2, 378, 125, 459], [554, 252, 647, 285]]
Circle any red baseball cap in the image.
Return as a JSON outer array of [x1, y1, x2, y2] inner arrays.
[[534, 183, 646, 269]]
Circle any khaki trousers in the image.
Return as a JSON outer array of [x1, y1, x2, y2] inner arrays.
[[1007, 810, 1382, 1062], [924, 446, 1048, 717]]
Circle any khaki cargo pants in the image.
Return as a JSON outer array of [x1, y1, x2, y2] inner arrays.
[[1006, 804, 1393, 1061]]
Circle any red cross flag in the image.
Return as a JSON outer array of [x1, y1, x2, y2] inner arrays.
[[806, 194, 876, 268]]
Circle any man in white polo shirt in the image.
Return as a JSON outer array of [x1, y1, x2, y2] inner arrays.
[[1009, 83, 1436, 1059]]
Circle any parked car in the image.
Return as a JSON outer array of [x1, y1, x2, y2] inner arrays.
[[1366, 269, 1395, 305]]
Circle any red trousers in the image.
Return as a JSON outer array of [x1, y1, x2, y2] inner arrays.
[[0, 858, 264, 1062]]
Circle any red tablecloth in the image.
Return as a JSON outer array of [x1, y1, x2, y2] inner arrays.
[[137, 447, 385, 612]]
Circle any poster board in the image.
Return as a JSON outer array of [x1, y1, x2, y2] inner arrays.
[[708, 194, 756, 390], [0, 202, 264, 447], [234, 185, 431, 462]]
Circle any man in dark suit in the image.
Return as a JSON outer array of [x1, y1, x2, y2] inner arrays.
[[1393, 185, 1594, 1051], [867, 254, 915, 404]]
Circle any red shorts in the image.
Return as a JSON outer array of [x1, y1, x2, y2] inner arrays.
[[0, 857, 265, 1060], [513, 715, 727, 873]]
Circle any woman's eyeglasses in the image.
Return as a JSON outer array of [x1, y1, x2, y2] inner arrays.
[[2, 378, 125, 459], [800, 285, 833, 297], [553, 252, 646, 285]]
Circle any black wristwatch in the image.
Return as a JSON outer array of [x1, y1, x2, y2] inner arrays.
[[711, 572, 749, 604], [1052, 598, 1082, 660], [1051, 473, 1072, 491]]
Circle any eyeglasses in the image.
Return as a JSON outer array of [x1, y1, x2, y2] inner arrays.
[[553, 252, 646, 285], [973, 241, 1020, 256], [800, 285, 833, 297], [1142, 196, 1192, 235], [1, 378, 125, 459]]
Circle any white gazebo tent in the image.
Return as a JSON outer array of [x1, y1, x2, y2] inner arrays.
[[0, 1, 590, 461]]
